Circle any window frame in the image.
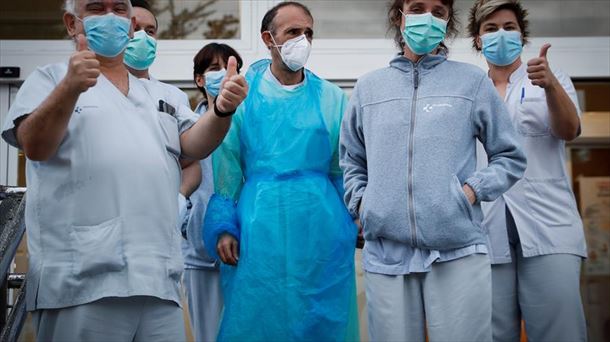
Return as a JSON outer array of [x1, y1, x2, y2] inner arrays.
[[0, 0, 608, 83]]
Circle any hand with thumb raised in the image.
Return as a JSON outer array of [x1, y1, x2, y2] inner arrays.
[[526, 43, 556, 89], [215, 56, 248, 116], [65, 34, 100, 94], [539, 43, 551, 59]]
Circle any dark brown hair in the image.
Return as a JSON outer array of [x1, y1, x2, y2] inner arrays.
[[260, 1, 313, 33], [130, 0, 158, 29], [193, 43, 243, 96]]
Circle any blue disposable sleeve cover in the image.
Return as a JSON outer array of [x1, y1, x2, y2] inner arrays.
[[202, 193, 240, 260]]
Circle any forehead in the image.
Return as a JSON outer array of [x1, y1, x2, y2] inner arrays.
[[272, 5, 313, 30], [481, 8, 518, 25], [404, 0, 449, 9], [80, 0, 130, 7], [133, 7, 156, 26]]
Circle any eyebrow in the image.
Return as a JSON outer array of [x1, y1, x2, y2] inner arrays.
[[84, 0, 130, 8], [406, 1, 425, 8]]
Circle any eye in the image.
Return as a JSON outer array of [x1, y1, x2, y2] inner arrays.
[[408, 5, 424, 14], [432, 10, 445, 19], [114, 4, 129, 14], [86, 4, 105, 13], [146, 29, 156, 36], [484, 26, 498, 33], [205, 64, 221, 73]]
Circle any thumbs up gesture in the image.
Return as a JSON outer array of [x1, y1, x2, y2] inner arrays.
[[65, 34, 101, 94], [526, 43, 558, 89], [215, 56, 248, 116]]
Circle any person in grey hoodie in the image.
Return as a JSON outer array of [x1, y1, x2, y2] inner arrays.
[[339, 0, 526, 341]]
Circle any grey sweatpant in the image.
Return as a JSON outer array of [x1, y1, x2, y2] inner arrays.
[[491, 209, 587, 342], [365, 253, 492, 342], [32, 296, 186, 342]]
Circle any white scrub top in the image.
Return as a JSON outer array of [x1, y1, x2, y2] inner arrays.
[[478, 64, 587, 263], [1, 63, 196, 310]]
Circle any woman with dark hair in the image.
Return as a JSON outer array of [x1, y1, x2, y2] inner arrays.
[[340, 0, 526, 340], [468, 1, 586, 341], [180, 42, 243, 342]]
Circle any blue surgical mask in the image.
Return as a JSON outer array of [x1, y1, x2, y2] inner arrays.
[[481, 29, 523, 66], [401, 12, 448, 56], [124, 30, 157, 70], [79, 13, 131, 57], [204, 69, 227, 98]]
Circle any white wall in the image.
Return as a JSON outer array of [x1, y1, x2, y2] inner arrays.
[[0, 0, 609, 84]]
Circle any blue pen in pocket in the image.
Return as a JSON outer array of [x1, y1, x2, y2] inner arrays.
[[520, 87, 525, 104]]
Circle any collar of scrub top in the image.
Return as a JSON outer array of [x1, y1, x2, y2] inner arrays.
[[508, 63, 528, 84], [247, 58, 309, 90], [264, 65, 305, 91], [194, 101, 207, 115]]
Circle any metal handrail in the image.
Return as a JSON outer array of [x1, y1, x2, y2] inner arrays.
[[0, 279, 26, 342], [0, 187, 27, 341]]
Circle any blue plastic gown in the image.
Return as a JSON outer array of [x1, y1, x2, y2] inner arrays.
[[204, 59, 359, 341]]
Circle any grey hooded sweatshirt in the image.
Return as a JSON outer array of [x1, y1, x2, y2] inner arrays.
[[340, 53, 526, 251]]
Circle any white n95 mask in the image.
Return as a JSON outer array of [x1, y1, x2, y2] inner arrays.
[[269, 34, 311, 72]]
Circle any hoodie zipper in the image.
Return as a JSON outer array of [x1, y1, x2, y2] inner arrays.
[[408, 65, 420, 247]]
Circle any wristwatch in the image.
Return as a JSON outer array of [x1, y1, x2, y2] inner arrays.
[[213, 97, 236, 118]]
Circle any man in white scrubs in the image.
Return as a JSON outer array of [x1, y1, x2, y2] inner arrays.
[[0, 0, 247, 341]]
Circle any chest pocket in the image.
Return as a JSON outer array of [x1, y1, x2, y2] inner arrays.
[[518, 97, 550, 137], [158, 112, 181, 156]]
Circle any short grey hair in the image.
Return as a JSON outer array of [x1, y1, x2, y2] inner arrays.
[[63, 0, 133, 16], [64, 0, 77, 14]]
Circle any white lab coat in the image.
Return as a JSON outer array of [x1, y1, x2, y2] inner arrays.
[[478, 64, 587, 263]]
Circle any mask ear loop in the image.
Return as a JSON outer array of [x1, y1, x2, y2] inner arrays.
[[69, 13, 85, 42], [265, 31, 284, 55]]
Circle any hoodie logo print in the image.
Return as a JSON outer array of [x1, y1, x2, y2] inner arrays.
[[423, 103, 453, 113]]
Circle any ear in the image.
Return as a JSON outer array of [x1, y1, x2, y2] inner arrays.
[[261, 31, 274, 50], [475, 36, 482, 50], [63, 12, 79, 38], [395, 9, 406, 31], [129, 16, 136, 39], [195, 74, 205, 89]]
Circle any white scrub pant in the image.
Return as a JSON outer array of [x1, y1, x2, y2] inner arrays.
[[32, 296, 186, 342], [183, 268, 223, 342], [492, 209, 587, 342], [365, 254, 492, 342]]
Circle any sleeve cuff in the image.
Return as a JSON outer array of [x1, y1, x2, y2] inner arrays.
[[348, 188, 365, 219], [465, 177, 483, 204]]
